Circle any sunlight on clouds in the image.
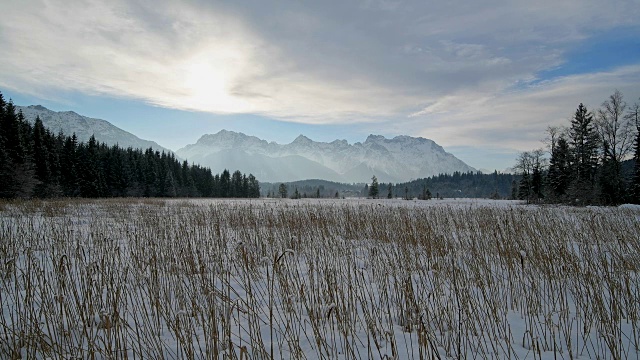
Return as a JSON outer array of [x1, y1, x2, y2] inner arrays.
[[411, 65, 640, 151], [0, 0, 638, 159], [179, 50, 253, 113]]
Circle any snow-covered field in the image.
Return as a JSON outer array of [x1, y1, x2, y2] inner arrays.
[[1, 198, 639, 359]]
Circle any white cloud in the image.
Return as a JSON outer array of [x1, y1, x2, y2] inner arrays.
[[410, 65, 640, 150], [0, 0, 638, 154]]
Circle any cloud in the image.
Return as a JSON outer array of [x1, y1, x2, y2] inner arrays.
[[410, 65, 640, 150], [0, 0, 638, 153]]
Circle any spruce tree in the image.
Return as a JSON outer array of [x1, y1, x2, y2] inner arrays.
[[368, 175, 379, 198], [547, 137, 571, 202], [630, 103, 640, 204], [510, 179, 517, 200], [230, 170, 243, 197], [32, 116, 50, 196], [0, 93, 12, 198], [248, 174, 260, 198], [631, 131, 640, 204], [598, 141, 618, 205], [278, 183, 287, 198], [629, 121, 640, 204], [568, 103, 599, 204], [518, 173, 531, 202], [220, 169, 231, 197]]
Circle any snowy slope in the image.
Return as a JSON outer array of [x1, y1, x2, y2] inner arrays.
[[177, 130, 475, 183], [17, 105, 172, 153]]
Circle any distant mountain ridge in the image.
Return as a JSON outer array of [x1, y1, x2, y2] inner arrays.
[[177, 130, 475, 183], [17, 105, 172, 154]]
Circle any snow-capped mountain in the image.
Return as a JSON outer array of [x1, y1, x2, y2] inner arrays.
[[17, 105, 171, 153], [177, 130, 475, 183]]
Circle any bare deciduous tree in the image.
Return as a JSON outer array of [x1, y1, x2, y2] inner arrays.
[[597, 90, 634, 163], [543, 125, 561, 154]]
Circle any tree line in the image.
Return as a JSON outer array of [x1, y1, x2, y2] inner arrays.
[[515, 90, 640, 205], [0, 91, 260, 199], [263, 171, 520, 200], [386, 171, 518, 200]]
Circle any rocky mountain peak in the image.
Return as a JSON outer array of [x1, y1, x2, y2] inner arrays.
[[177, 131, 475, 183]]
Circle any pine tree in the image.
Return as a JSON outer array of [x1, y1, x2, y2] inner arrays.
[[510, 179, 518, 200], [1, 101, 26, 164], [631, 131, 640, 204], [247, 174, 260, 198], [598, 141, 618, 205], [278, 183, 287, 198], [368, 175, 379, 198], [220, 169, 231, 197], [518, 173, 531, 202], [0, 93, 12, 198], [628, 101, 640, 204], [60, 134, 79, 196], [242, 174, 249, 198], [531, 159, 543, 202], [32, 116, 51, 197], [420, 184, 431, 200], [231, 170, 243, 197], [546, 137, 571, 202], [568, 103, 599, 204]]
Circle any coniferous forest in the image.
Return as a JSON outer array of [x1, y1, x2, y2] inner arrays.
[[514, 90, 640, 205], [0, 91, 260, 199]]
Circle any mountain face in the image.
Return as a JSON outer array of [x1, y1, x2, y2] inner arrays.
[[17, 105, 171, 153], [177, 130, 475, 183]]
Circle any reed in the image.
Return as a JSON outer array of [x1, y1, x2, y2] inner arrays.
[[0, 198, 638, 359]]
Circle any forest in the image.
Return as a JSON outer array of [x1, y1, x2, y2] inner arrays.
[[0, 92, 260, 199], [514, 90, 640, 205], [263, 171, 519, 200]]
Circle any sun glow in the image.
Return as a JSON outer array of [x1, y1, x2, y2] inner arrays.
[[180, 49, 251, 113]]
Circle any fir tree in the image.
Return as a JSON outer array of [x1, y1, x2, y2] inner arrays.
[[598, 141, 619, 205], [546, 137, 571, 202], [32, 117, 50, 196], [220, 169, 231, 197], [278, 183, 287, 198], [628, 100, 640, 204], [510, 180, 518, 200], [518, 173, 531, 202], [568, 103, 600, 204], [368, 175, 379, 198], [631, 131, 640, 204]]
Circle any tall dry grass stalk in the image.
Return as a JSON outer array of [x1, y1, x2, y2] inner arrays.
[[0, 198, 638, 359]]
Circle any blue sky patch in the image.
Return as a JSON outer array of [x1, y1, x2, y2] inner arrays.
[[535, 27, 640, 82]]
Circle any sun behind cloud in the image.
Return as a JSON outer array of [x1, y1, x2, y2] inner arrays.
[[180, 49, 252, 114]]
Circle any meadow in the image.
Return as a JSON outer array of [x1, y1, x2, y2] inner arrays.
[[1, 198, 639, 359]]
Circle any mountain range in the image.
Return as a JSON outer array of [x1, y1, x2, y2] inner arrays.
[[17, 104, 476, 183], [17, 105, 171, 153], [176, 130, 475, 183]]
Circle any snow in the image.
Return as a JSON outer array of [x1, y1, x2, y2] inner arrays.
[[1, 198, 638, 359], [17, 105, 171, 154], [619, 204, 640, 210], [175, 130, 475, 183]]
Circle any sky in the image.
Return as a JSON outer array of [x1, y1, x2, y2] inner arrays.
[[1, 0, 639, 172]]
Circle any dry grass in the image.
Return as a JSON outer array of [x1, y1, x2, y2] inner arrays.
[[0, 199, 638, 359]]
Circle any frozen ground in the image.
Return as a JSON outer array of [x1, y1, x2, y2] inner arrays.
[[1, 198, 639, 359]]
